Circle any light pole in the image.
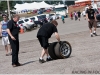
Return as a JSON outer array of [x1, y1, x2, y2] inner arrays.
[[7, 0, 11, 20]]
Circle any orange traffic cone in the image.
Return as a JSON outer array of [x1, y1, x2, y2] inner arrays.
[[20, 28, 24, 34]]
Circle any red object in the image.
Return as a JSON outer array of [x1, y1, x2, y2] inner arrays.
[[70, 13, 73, 17], [16, 24, 18, 27], [30, 20, 33, 22], [20, 24, 23, 26], [46, 9, 51, 12]]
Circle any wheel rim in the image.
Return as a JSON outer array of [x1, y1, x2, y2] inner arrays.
[[60, 43, 71, 57]]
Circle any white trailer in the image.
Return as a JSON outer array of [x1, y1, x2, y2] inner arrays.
[[54, 4, 68, 17]]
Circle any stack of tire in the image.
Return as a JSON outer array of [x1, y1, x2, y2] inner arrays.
[[48, 41, 72, 59]]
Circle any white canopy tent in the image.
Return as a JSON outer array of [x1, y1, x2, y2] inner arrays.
[[36, 1, 53, 8], [14, 1, 54, 11]]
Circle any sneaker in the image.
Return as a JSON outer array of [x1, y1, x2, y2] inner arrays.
[[6, 54, 9, 56], [91, 34, 93, 37], [12, 63, 22, 67], [46, 57, 53, 61], [93, 33, 97, 36], [39, 58, 45, 63], [6, 53, 11, 56]]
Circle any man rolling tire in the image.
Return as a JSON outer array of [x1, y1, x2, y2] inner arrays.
[[37, 20, 60, 63]]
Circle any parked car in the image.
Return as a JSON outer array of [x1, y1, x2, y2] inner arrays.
[[56, 14, 61, 19], [37, 14, 48, 24], [37, 15, 48, 23], [46, 9, 51, 12], [22, 18, 35, 28], [30, 16, 43, 27], [27, 11, 31, 14], [18, 20, 32, 31]]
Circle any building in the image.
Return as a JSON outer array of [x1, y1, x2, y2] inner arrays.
[[75, 0, 100, 6]]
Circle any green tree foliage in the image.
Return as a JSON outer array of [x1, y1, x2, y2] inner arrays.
[[0, 1, 16, 11], [0, 1, 7, 11], [65, 1, 75, 6]]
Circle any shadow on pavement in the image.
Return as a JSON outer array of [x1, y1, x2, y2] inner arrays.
[[22, 61, 35, 66], [97, 34, 100, 36]]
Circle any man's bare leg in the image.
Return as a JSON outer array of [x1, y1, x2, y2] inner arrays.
[[90, 28, 93, 37], [94, 27, 96, 33], [93, 27, 97, 36], [7, 44, 12, 54], [39, 48, 48, 63], [40, 48, 47, 59], [5, 45, 8, 55]]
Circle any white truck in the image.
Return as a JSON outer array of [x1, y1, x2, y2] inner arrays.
[[54, 4, 68, 17]]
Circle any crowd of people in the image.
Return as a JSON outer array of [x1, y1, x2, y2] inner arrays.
[[69, 5, 99, 22], [70, 10, 84, 21], [69, 5, 99, 37]]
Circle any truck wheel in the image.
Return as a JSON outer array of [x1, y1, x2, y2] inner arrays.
[[48, 42, 59, 59], [54, 41, 72, 59]]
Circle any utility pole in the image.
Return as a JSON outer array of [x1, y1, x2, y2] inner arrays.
[[7, 0, 11, 20]]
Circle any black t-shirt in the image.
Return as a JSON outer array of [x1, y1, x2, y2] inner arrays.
[[77, 12, 81, 16], [7, 19, 20, 38], [37, 23, 58, 38], [86, 9, 95, 19]]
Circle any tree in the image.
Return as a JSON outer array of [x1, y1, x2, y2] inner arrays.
[[65, 1, 75, 6], [0, 1, 7, 12]]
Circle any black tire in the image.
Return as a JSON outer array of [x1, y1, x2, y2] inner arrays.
[[48, 42, 59, 59], [54, 41, 72, 59]]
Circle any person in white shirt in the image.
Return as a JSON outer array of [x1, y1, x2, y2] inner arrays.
[[0, 15, 12, 56], [82, 9, 86, 20]]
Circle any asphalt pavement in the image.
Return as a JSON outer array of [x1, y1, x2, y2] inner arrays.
[[0, 17, 100, 74]]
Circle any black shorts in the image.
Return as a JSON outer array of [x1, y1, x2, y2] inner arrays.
[[78, 15, 81, 18], [38, 37, 49, 49]]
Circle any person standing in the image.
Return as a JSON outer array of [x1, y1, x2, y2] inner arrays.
[[61, 15, 65, 23], [0, 15, 12, 56], [77, 10, 81, 21], [7, 15, 21, 67], [82, 9, 86, 20], [86, 5, 97, 37], [74, 11, 78, 21], [37, 20, 60, 63], [70, 12, 73, 20]]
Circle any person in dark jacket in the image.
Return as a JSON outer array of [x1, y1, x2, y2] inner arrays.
[[7, 14, 21, 67], [77, 10, 81, 21], [37, 20, 60, 63]]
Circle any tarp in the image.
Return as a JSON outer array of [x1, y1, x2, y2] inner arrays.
[[14, 1, 54, 11]]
